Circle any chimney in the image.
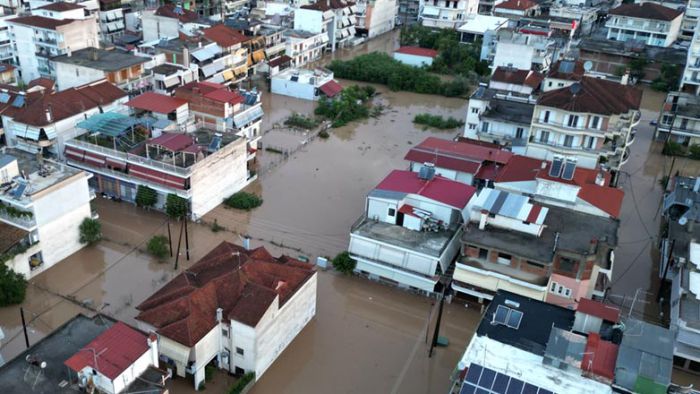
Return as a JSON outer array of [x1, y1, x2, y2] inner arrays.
[[588, 238, 598, 254], [243, 236, 251, 250], [620, 69, 630, 85], [479, 210, 488, 230], [45, 105, 53, 123], [216, 307, 223, 322], [595, 170, 605, 186], [66, 46, 71, 57]]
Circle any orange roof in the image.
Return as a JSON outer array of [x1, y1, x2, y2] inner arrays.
[[495, 0, 538, 10], [126, 92, 187, 113], [203, 24, 249, 48]]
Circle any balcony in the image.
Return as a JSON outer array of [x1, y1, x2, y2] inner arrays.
[[533, 118, 596, 133], [0, 208, 37, 231], [476, 130, 527, 147]]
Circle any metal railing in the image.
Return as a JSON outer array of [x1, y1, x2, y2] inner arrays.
[[0, 210, 36, 230]]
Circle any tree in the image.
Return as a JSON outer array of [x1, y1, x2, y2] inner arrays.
[[224, 192, 263, 210], [628, 57, 649, 81], [79, 218, 102, 245], [332, 251, 356, 275], [0, 264, 27, 306], [165, 194, 188, 219], [135, 185, 158, 208], [147, 235, 169, 261]]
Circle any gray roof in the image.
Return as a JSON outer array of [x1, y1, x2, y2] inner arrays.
[[577, 37, 687, 65], [0, 153, 16, 168], [151, 63, 187, 76], [463, 204, 619, 263], [614, 318, 673, 391], [52, 48, 148, 72], [481, 98, 534, 125], [0, 315, 115, 393]]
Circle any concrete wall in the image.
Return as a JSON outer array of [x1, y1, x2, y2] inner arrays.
[[493, 42, 535, 70], [393, 52, 433, 67], [409, 161, 474, 185], [367, 197, 399, 223], [53, 62, 106, 91], [349, 233, 440, 277], [545, 272, 590, 308], [189, 135, 248, 219], [366, 0, 397, 38], [142, 12, 180, 42], [111, 348, 156, 394], [271, 78, 317, 100], [294, 8, 324, 34]]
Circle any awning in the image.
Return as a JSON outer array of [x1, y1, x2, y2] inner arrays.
[[14, 124, 40, 141], [182, 72, 194, 83], [321, 34, 330, 43], [209, 74, 225, 84], [191, 45, 220, 62], [343, 16, 351, 26], [233, 106, 264, 128], [422, 6, 440, 17], [159, 338, 191, 378], [320, 80, 343, 98], [233, 65, 247, 77], [348, 26, 356, 36], [222, 70, 234, 81], [201, 62, 224, 78], [115, 20, 124, 30], [252, 50, 265, 63], [164, 76, 179, 88]]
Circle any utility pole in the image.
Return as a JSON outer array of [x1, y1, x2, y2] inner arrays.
[[657, 239, 675, 302], [20, 307, 29, 349], [184, 211, 190, 261], [174, 219, 184, 271], [429, 280, 450, 358], [167, 221, 173, 257]]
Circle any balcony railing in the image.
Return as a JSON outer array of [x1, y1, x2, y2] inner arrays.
[[0, 209, 37, 230]]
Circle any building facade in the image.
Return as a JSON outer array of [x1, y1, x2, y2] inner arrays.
[[606, 3, 683, 48], [418, 0, 478, 30], [295, 0, 357, 52]]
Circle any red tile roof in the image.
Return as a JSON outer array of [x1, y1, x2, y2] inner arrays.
[[136, 242, 315, 347], [395, 46, 439, 58], [577, 298, 621, 323], [320, 80, 343, 97], [27, 77, 55, 91], [268, 55, 292, 68], [126, 92, 187, 114], [36, 2, 84, 11], [538, 76, 642, 115], [204, 88, 244, 104], [375, 170, 476, 209], [177, 81, 244, 104], [8, 15, 75, 30], [582, 333, 619, 380], [578, 182, 625, 219], [64, 322, 150, 380], [148, 133, 194, 152], [494, 155, 542, 182], [405, 137, 513, 173], [155, 4, 200, 23], [491, 67, 543, 89], [609, 3, 683, 21], [11, 81, 126, 126], [495, 0, 538, 11], [203, 24, 249, 48]]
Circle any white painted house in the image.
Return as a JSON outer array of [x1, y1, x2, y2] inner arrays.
[[419, 0, 478, 29], [355, 0, 397, 39], [136, 242, 317, 390], [393, 46, 438, 67], [606, 3, 683, 48], [295, 0, 357, 52], [283, 29, 328, 68], [348, 169, 476, 294], [271, 67, 341, 100], [0, 150, 95, 279]]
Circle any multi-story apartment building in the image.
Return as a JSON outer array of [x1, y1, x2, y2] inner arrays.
[[295, 0, 357, 52], [136, 241, 317, 390], [98, 0, 127, 44], [142, 3, 202, 43], [174, 81, 264, 149], [398, 0, 419, 24], [656, 91, 700, 145], [51, 47, 150, 93], [524, 77, 642, 177], [0, 149, 95, 279], [150, 63, 197, 95], [491, 28, 556, 72], [8, 4, 99, 82], [284, 29, 327, 68], [418, 0, 478, 30], [680, 22, 700, 95], [606, 3, 683, 48], [2, 81, 128, 159], [457, 15, 509, 62], [202, 24, 251, 85], [65, 112, 254, 218], [492, 0, 539, 21], [354, 0, 397, 39], [455, 186, 619, 307], [0, 15, 15, 65], [348, 168, 476, 295], [681, 0, 700, 41]]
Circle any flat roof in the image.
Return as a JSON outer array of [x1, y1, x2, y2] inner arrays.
[[352, 216, 459, 257], [578, 37, 687, 65], [481, 97, 534, 125], [462, 204, 618, 263], [0, 314, 115, 394], [457, 15, 509, 34], [52, 48, 148, 72]]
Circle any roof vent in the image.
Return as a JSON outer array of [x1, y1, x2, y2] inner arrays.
[[549, 156, 564, 177], [418, 163, 435, 180], [561, 158, 577, 181], [569, 83, 582, 95]]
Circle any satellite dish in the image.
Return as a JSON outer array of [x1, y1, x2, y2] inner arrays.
[[584, 60, 593, 72], [680, 216, 688, 225]]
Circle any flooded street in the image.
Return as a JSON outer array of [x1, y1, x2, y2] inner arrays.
[[1, 32, 699, 390]]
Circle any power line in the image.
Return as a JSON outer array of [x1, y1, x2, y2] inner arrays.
[[609, 240, 652, 289]]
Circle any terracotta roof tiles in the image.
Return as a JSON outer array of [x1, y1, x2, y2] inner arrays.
[[203, 24, 249, 48], [609, 3, 683, 21], [537, 76, 642, 115]]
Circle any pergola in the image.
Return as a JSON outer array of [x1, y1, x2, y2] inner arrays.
[[77, 113, 145, 152], [145, 133, 204, 167]]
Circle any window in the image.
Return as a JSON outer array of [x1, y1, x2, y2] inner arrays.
[[526, 260, 545, 269], [681, 118, 689, 130], [550, 282, 573, 298], [481, 122, 489, 132], [75, 68, 79, 77], [222, 328, 228, 337], [567, 115, 579, 128], [388, 208, 396, 217], [478, 248, 488, 260], [591, 116, 600, 129], [468, 123, 476, 130], [548, 81, 552, 87], [236, 347, 244, 356], [557, 82, 564, 87], [497, 252, 511, 265], [515, 127, 524, 139], [586, 136, 595, 149], [471, 107, 479, 114], [661, 115, 673, 125], [543, 110, 550, 123], [539, 130, 550, 143], [563, 135, 574, 147]]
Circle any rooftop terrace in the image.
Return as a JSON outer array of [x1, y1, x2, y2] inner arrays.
[[352, 216, 459, 257]]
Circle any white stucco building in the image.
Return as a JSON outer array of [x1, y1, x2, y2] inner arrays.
[[491, 28, 556, 72], [419, 0, 478, 29], [284, 29, 328, 68], [355, 0, 397, 38], [271, 67, 340, 100], [294, 0, 357, 52], [606, 3, 683, 48], [0, 150, 95, 279], [136, 241, 317, 390]]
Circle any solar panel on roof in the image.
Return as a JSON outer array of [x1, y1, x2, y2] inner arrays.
[[462, 363, 553, 394], [549, 157, 563, 178], [558, 60, 574, 73], [506, 310, 523, 329], [12, 180, 27, 199], [494, 305, 509, 325], [0, 93, 10, 103], [11, 95, 24, 108], [561, 159, 576, 181]]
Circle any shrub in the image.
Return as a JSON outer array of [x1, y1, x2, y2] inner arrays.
[[165, 194, 188, 219], [663, 140, 684, 156], [205, 365, 215, 382], [224, 192, 263, 210], [135, 185, 158, 208], [79, 218, 102, 245], [228, 372, 255, 394], [318, 130, 330, 139], [332, 251, 356, 275], [315, 85, 373, 127], [147, 235, 169, 260], [0, 264, 27, 307], [413, 113, 464, 129], [284, 113, 320, 129], [211, 219, 224, 232], [690, 144, 700, 160]]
